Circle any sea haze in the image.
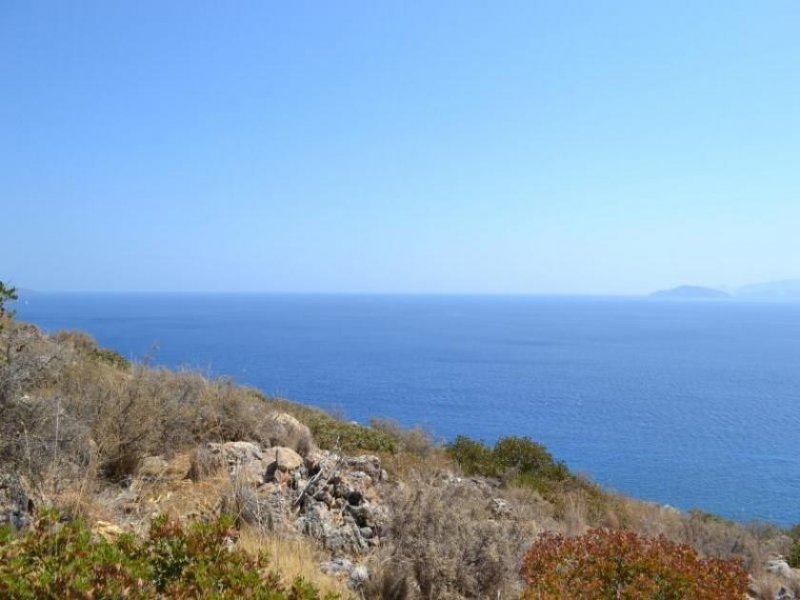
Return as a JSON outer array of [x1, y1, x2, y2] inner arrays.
[[17, 293, 800, 525]]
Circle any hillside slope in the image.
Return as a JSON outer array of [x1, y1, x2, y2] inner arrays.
[[0, 317, 797, 598]]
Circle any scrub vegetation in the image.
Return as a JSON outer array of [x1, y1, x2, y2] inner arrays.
[[0, 288, 797, 599]]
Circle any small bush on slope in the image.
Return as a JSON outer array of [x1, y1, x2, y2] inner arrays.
[[364, 475, 537, 600], [446, 435, 574, 496], [520, 528, 748, 599], [0, 512, 339, 600]]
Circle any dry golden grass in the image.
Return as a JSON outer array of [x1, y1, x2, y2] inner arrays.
[[238, 527, 354, 598], [749, 573, 783, 600], [369, 472, 538, 600], [378, 446, 452, 482], [559, 489, 590, 537]]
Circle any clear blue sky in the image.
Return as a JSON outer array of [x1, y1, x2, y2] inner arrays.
[[2, 1, 798, 294]]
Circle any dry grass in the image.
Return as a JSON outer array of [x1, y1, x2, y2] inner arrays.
[[570, 491, 791, 574], [378, 446, 452, 482], [366, 473, 538, 600], [559, 489, 590, 537], [238, 527, 354, 598], [369, 418, 435, 457], [187, 444, 226, 482], [749, 573, 784, 600], [0, 320, 306, 487]]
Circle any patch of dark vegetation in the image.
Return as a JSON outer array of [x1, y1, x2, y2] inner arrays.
[[446, 434, 574, 497], [0, 512, 337, 599]]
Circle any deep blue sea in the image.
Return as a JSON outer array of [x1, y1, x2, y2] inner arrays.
[[16, 293, 800, 525]]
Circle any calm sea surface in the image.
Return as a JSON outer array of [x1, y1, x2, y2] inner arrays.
[[17, 294, 800, 525]]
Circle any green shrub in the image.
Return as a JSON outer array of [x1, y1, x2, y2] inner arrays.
[[787, 525, 800, 568], [446, 435, 571, 495], [91, 347, 130, 369], [446, 435, 500, 477], [789, 540, 800, 569], [521, 528, 748, 599], [0, 512, 339, 599], [687, 508, 734, 526], [493, 436, 570, 488], [0, 280, 17, 319], [51, 330, 130, 369]]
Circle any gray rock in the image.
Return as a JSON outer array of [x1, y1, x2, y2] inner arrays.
[[345, 456, 382, 480], [346, 505, 369, 527], [303, 502, 330, 534], [203, 441, 269, 485], [265, 446, 304, 478], [491, 497, 512, 517], [767, 558, 798, 579], [0, 473, 32, 530], [350, 564, 370, 585], [266, 413, 314, 454], [320, 557, 353, 575], [219, 441, 264, 464], [231, 459, 268, 486]]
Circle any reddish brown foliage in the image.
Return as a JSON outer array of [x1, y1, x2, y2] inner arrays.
[[521, 528, 748, 599]]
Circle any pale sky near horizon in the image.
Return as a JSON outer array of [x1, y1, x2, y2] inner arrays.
[[2, 1, 799, 294]]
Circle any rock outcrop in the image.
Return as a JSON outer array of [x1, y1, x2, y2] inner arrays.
[[192, 440, 389, 563]]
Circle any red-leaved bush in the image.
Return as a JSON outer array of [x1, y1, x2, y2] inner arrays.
[[521, 528, 748, 599]]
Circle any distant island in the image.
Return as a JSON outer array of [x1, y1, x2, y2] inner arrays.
[[650, 279, 800, 300], [649, 285, 731, 299]]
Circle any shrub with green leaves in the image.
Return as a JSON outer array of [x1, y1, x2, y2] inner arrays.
[[520, 528, 748, 599], [0, 280, 17, 319], [446, 436, 500, 477], [787, 524, 800, 568], [446, 435, 571, 494], [0, 512, 339, 599]]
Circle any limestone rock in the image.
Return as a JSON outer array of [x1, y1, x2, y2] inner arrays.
[[266, 413, 315, 454], [203, 441, 268, 485], [217, 441, 264, 464], [767, 558, 798, 580], [320, 557, 353, 576], [265, 446, 304, 477], [350, 565, 370, 586], [345, 455, 382, 480], [232, 459, 268, 486]]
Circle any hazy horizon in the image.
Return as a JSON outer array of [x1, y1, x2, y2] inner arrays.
[[14, 279, 800, 298], [3, 2, 799, 294]]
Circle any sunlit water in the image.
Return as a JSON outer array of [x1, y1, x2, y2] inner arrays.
[[17, 293, 800, 524]]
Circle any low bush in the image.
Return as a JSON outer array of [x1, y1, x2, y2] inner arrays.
[[51, 330, 130, 369], [520, 528, 749, 599], [788, 525, 800, 568], [369, 418, 434, 456], [0, 512, 339, 599], [446, 435, 571, 495], [446, 436, 499, 477], [0, 320, 314, 483], [365, 475, 536, 600]]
